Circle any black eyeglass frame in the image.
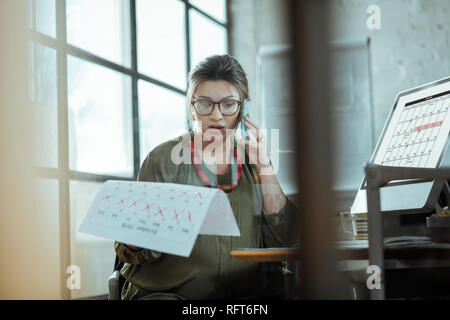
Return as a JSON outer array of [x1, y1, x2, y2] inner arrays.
[[191, 99, 242, 116]]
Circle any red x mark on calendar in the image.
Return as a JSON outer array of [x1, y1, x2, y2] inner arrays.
[[171, 209, 185, 221], [187, 210, 194, 223], [117, 197, 130, 206], [128, 199, 142, 208], [195, 192, 203, 199], [154, 206, 167, 217], [142, 203, 154, 214], [167, 188, 177, 194], [102, 195, 115, 202], [178, 191, 191, 198]]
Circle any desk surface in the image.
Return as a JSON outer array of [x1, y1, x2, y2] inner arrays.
[[230, 248, 301, 262], [230, 240, 450, 262]]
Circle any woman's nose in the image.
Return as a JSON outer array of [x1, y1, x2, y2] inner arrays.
[[210, 104, 224, 119]]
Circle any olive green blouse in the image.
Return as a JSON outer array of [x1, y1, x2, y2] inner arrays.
[[115, 131, 299, 300]]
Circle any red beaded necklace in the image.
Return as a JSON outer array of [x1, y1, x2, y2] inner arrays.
[[189, 131, 261, 190], [190, 136, 242, 193]]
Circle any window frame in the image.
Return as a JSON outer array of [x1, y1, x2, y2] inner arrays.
[[28, 0, 230, 299]]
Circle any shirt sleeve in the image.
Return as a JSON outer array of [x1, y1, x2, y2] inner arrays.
[[260, 197, 300, 248], [137, 144, 178, 183], [114, 241, 162, 265], [114, 144, 178, 265]]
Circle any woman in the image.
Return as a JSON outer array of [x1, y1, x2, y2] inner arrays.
[[115, 54, 299, 300]]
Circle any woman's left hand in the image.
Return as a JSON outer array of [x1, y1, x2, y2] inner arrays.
[[242, 114, 272, 173]]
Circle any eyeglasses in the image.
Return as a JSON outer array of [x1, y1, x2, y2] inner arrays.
[[191, 98, 241, 116]]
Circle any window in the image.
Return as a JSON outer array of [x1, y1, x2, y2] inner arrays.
[[28, 0, 229, 299]]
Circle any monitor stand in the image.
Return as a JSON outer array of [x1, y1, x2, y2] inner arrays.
[[351, 137, 450, 215]]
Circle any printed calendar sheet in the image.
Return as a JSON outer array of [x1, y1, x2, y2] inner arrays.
[[79, 180, 240, 257]]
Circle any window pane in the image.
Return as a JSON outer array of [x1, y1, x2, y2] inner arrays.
[[68, 55, 133, 177], [190, 0, 226, 23], [28, 0, 33, 29], [66, 0, 131, 66], [29, 43, 58, 168], [139, 80, 187, 164], [70, 180, 114, 299], [137, 0, 186, 90], [30, 0, 56, 38], [33, 178, 60, 299], [190, 9, 227, 69]]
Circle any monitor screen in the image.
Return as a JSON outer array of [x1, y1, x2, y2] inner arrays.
[[351, 77, 450, 215], [372, 82, 450, 169]]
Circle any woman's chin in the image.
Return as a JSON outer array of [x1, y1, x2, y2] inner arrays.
[[201, 128, 235, 142]]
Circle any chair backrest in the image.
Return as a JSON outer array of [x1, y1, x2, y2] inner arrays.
[[109, 255, 125, 300], [108, 270, 121, 300]]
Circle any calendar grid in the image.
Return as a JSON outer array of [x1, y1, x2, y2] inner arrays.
[[381, 95, 450, 167]]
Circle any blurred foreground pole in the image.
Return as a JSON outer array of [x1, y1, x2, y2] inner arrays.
[[290, 0, 347, 299], [0, 0, 41, 299]]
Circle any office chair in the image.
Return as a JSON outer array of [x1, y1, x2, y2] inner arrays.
[[108, 255, 125, 300]]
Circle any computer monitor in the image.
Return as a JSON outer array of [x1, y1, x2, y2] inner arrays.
[[351, 76, 450, 215]]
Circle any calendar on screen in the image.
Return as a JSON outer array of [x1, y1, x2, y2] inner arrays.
[[351, 77, 450, 215], [374, 90, 450, 169]]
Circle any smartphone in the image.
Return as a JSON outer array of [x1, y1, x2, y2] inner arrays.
[[241, 99, 249, 140]]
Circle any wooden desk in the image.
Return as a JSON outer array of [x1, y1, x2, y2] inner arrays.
[[231, 241, 450, 299], [231, 248, 301, 262], [230, 240, 450, 262]]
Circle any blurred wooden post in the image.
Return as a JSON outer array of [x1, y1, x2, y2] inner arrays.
[[290, 0, 347, 299], [0, 0, 42, 299]]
